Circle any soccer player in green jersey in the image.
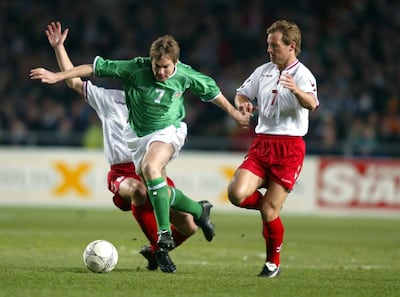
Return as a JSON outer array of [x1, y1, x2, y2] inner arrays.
[[31, 34, 252, 272]]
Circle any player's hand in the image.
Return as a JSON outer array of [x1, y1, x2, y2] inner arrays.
[[279, 72, 299, 94], [233, 109, 252, 129], [46, 21, 68, 48], [238, 101, 255, 115], [30, 68, 59, 84]]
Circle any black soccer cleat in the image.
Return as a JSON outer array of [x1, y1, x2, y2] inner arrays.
[[139, 246, 158, 271], [154, 249, 177, 273], [258, 262, 281, 278], [194, 200, 215, 241], [157, 230, 175, 251]]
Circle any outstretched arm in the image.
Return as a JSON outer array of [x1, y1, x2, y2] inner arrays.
[[31, 21, 93, 84], [211, 93, 251, 129], [30, 64, 93, 84], [46, 21, 83, 94]]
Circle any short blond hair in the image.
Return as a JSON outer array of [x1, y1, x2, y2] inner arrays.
[[267, 20, 302, 56]]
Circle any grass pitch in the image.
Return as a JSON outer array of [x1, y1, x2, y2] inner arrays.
[[0, 206, 399, 297]]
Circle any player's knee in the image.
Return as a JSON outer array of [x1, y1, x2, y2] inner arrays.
[[132, 192, 147, 206], [140, 161, 160, 180], [120, 179, 147, 206], [261, 200, 282, 220], [130, 185, 148, 206], [267, 200, 283, 213], [227, 182, 247, 206], [113, 195, 131, 211]]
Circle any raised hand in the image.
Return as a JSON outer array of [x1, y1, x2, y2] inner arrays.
[[279, 72, 298, 94], [46, 21, 69, 48]]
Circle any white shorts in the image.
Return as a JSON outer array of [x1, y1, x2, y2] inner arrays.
[[123, 122, 187, 175]]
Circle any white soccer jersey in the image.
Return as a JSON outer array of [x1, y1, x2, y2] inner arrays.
[[237, 60, 318, 136], [84, 81, 133, 165]]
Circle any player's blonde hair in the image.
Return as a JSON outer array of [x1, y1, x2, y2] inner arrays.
[[267, 20, 302, 56], [150, 35, 180, 63]]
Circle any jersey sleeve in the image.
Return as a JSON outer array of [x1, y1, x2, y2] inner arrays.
[[93, 56, 139, 79], [181, 63, 221, 102], [236, 67, 261, 100], [295, 66, 319, 106], [297, 69, 317, 95]]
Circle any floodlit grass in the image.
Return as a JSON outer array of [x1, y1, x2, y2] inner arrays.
[[0, 207, 399, 297]]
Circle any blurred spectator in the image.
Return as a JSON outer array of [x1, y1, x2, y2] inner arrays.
[[82, 111, 103, 149], [343, 117, 378, 157], [1, 0, 400, 156]]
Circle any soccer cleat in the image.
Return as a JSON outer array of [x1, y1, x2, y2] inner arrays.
[[139, 246, 158, 271], [194, 200, 215, 241], [157, 230, 175, 251], [258, 262, 281, 278], [154, 249, 177, 273]]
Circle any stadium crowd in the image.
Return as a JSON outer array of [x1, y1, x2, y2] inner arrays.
[[1, 0, 399, 156]]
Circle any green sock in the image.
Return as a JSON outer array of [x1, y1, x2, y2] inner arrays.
[[169, 187, 202, 219], [147, 177, 171, 232]]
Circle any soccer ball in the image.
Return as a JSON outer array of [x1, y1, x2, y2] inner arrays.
[[83, 239, 118, 273]]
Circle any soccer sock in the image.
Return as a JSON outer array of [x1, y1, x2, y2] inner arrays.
[[170, 225, 190, 248], [146, 177, 171, 232], [262, 216, 284, 266], [239, 190, 262, 210], [131, 199, 158, 247], [169, 187, 202, 219]]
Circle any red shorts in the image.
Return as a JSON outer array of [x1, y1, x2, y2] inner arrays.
[[238, 134, 305, 191], [108, 162, 175, 211]]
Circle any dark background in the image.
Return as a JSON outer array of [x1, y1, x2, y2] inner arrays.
[[1, 0, 399, 156]]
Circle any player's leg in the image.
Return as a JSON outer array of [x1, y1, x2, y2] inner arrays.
[[138, 178, 191, 272], [258, 136, 305, 278], [118, 176, 148, 205], [141, 141, 176, 273], [258, 181, 288, 278], [170, 209, 197, 247], [151, 207, 203, 273], [142, 141, 175, 251], [227, 156, 283, 278], [227, 167, 265, 210], [139, 208, 197, 272], [116, 177, 159, 248], [169, 186, 215, 241]]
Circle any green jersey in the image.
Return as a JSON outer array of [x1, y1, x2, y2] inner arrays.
[[94, 56, 221, 137]]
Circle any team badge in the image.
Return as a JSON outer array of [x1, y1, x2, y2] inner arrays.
[[173, 91, 182, 98]]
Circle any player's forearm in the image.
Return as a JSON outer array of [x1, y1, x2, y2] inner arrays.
[[53, 45, 83, 94], [213, 93, 250, 128], [294, 90, 318, 111], [56, 64, 93, 82], [54, 45, 74, 71], [212, 93, 237, 115]]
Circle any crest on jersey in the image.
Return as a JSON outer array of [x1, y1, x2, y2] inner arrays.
[[173, 90, 182, 98]]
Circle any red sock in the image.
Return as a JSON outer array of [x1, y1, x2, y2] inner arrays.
[[171, 225, 190, 248], [262, 222, 270, 259], [131, 199, 158, 250], [239, 191, 262, 210], [262, 217, 284, 266]]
